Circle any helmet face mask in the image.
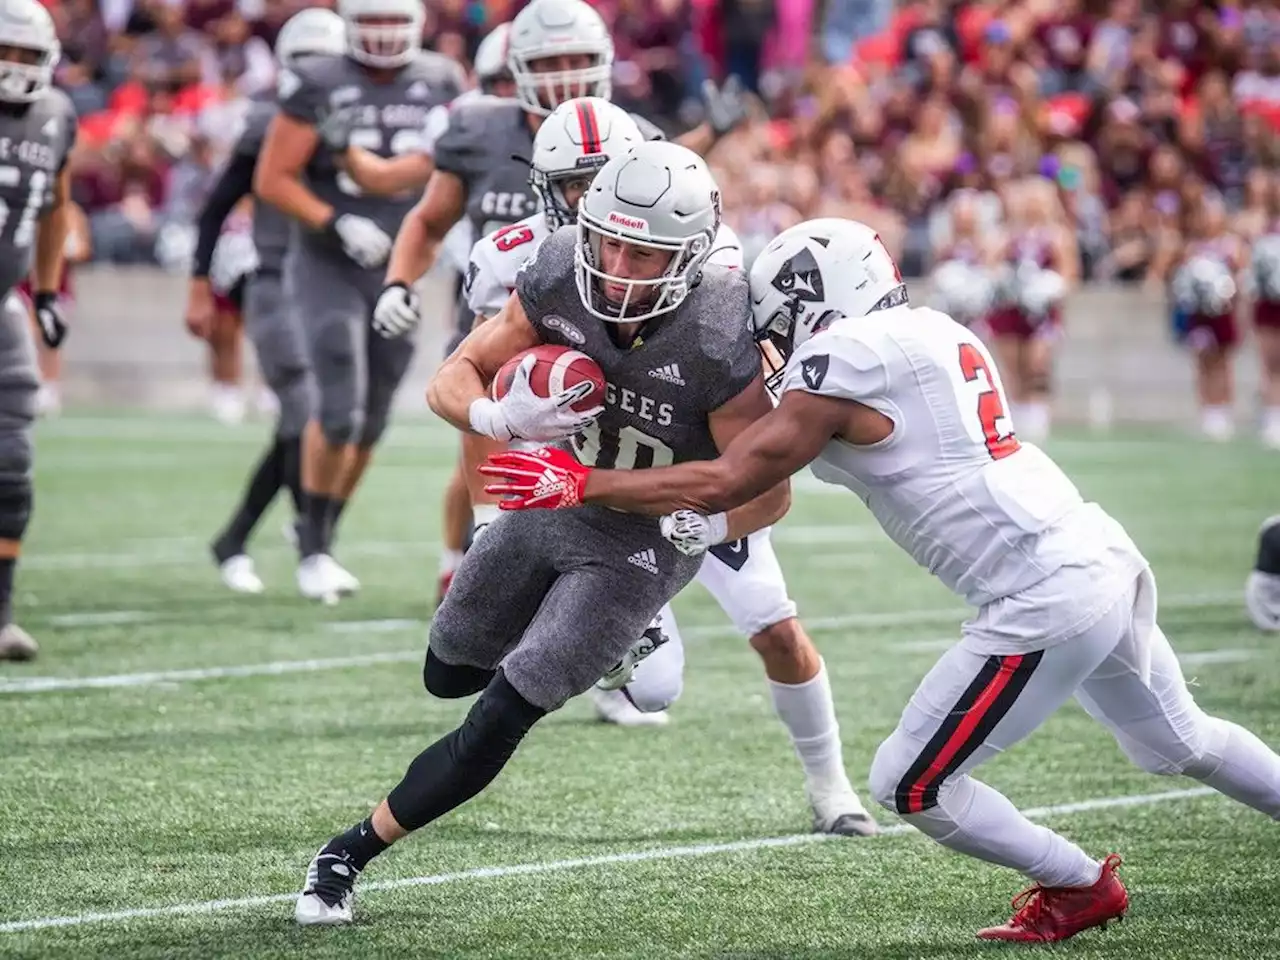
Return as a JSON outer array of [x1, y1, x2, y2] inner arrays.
[[0, 0, 59, 104], [571, 141, 721, 324], [337, 0, 423, 69], [508, 0, 613, 117]]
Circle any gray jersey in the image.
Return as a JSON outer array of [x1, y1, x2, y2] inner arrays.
[[0, 90, 78, 298], [434, 97, 667, 243], [278, 51, 464, 257], [236, 97, 290, 274], [516, 226, 759, 469]]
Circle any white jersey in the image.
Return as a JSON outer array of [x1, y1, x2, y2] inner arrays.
[[466, 216, 742, 319], [782, 305, 1146, 648]]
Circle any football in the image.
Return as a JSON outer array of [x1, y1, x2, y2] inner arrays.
[[491, 344, 607, 413]]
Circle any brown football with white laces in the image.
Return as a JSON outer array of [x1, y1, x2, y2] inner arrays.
[[491, 344, 606, 413]]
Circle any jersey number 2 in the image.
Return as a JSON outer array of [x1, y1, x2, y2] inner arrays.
[[493, 224, 534, 252], [957, 343, 1020, 460]]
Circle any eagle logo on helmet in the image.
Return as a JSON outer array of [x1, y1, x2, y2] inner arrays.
[[771, 247, 825, 305]]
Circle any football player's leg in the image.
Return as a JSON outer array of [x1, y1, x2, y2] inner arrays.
[[867, 593, 1138, 888], [1256, 323, 1280, 447], [592, 603, 683, 726], [1193, 316, 1237, 441], [1076, 571, 1280, 818], [1020, 327, 1056, 442], [0, 294, 38, 660], [1246, 515, 1280, 632], [437, 454, 471, 603], [211, 274, 314, 590], [207, 291, 246, 424], [699, 530, 874, 834], [292, 257, 367, 598]]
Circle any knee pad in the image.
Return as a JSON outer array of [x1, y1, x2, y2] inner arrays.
[[273, 371, 313, 442], [423, 647, 495, 699], [0, 475, 32, 541], [386, 669, 545, 831], [867, 737, 908, 813], [319, 406, 363, 447]]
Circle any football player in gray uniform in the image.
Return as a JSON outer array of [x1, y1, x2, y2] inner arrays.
[[330, 0, 746, 605], [186, 8, 346, 596], [294, 143, 783, 926], [254, 0, 465, 602], [0, 0, 79, 661]]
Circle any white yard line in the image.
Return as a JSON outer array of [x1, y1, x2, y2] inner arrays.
[[0, 785, 1217, 935]]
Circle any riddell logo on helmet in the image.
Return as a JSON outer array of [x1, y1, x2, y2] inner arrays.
[[607, 211, 647, 231]]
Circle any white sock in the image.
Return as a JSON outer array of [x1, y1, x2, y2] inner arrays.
[[438, 548, 464, 575], [768, 659, 857, 800], [1201, 405, 1234, 440], [904, 775, 1102, 887], [472, 503, 500, 540]]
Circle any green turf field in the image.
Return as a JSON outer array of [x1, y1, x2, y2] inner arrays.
[[2, 413, 1278, 959]]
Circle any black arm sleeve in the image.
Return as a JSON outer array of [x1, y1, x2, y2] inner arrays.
[[191, 151, 256, 279]]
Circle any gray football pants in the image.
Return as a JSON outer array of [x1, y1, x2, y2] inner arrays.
[[0, 292, 36, 541], [244, 270, 314, 441]]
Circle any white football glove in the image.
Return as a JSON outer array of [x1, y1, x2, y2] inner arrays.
[[659, 509, 729, 557], [372, 282, 420, 338], [468, 354, 603, 442], [328, 213, 392, 269]]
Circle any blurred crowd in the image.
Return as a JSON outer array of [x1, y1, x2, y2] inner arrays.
[[50, 0, 1279, 282]]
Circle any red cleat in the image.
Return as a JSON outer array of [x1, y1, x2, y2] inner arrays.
[[976, 854, 1128, 943]]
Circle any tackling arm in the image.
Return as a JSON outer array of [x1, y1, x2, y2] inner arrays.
[[384, 170, 466, 286], [583, 390, 847, 516], [426, 291, 541, 431], [705, 375, 792, 540]]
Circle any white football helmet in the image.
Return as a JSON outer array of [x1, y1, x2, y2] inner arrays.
[[1252, 235, 1280, 302], [576, 141, 720, 323], [0, 0, 59, 103], [474, 22, 512, 87], [707, 222, 744, 269], [508, 0, 613, 116], [930, 259, 994, 326], [749, 218, 906, 392], [275, 8, 347, 66], [1172, 255, 1237, 316], [532, 96, 642, 230], [337, 0, 423, 69]]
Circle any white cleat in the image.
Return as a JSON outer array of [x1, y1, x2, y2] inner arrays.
[[589, 687, 669, 727], [297, 554, 344, 605], [0, 623, 38, 661], [219, 554, 264, 595], [295, 850, 355, 926], [809, 789, 879, 837], [328, 559, 361, 596]]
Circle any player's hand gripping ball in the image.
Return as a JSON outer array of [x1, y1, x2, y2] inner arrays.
[[491, 344, 606, 412]]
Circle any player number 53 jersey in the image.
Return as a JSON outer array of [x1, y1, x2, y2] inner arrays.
[[782, 306, 1122, 608]]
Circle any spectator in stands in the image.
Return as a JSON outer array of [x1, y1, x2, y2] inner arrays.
[[132, 1, 209, 92]]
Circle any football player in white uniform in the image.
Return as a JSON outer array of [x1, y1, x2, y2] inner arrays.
[[483, 217, 1280, 944], [464, 97, 875, 836]]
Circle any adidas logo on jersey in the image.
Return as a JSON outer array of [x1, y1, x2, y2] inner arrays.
[[648, 363, 685, 386], [626, 548, 660, 575]]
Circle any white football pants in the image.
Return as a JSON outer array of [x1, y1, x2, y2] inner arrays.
[[869, 569, 1280, 887]]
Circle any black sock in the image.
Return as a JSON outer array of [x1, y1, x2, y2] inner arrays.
[[0, 556, 14, 629], [323, 817, 389, 872], [328, 497, 349, 547], [280, 436, 304, 515], [298, 492, 334, 558], [213, 439, 283, 561]]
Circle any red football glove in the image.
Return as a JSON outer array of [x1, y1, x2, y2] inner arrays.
[[479, 446, 593, 511]]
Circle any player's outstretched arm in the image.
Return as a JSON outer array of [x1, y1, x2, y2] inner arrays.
[[254, 113, 332, 230], [384, 171, 466, 287], [427, 291, 540, 432], [706, 374, 792, 540]]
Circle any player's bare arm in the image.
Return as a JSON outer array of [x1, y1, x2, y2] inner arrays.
[[585, 390, 853, 516], [384, 169, 466, 285], [427, 292, 540, 431], [342, 144, 434, 195], [706, 373, 793, 540], [33, 161, 72, 291], [254, 113, 332, 229]]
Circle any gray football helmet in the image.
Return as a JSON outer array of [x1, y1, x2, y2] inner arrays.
[[0, 0, 59, 103], [575, 140, 720, 323], [508, 0, 613, 116]]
